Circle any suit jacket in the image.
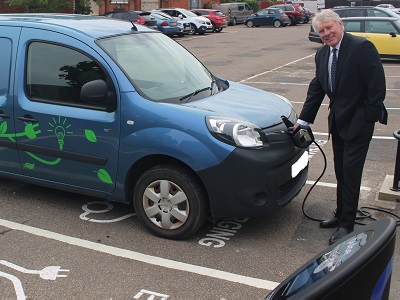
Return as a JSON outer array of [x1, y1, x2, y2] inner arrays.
[[299, 32, 386, 141]]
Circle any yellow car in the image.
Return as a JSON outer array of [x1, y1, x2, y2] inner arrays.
[[342, 17, 400, 59]]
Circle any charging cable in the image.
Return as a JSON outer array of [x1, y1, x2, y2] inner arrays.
[[301, 140, 400, 227]]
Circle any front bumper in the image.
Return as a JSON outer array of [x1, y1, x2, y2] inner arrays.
[[197, 138, 308, 218]]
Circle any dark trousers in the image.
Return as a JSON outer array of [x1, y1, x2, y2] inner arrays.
[[331, 122, 374, 230]]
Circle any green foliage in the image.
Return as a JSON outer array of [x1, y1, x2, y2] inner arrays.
[[5, 0, 72, 13], [203, 2, 213, 9], [4, 0, 102, 14]]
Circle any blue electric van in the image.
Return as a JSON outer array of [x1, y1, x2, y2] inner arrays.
[[0, 14, 308, 239]]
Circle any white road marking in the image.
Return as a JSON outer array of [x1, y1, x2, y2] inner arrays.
[[0, 218, 279, 290], [306, 180, 371, 191]]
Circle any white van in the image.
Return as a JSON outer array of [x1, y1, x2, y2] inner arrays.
[[212, 2, 253, 25]]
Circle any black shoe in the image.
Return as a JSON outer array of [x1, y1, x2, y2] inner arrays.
[[329, 227, 353, 245], [320, 217, 340, 228]]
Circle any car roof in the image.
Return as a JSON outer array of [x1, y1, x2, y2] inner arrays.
[[342, 16, 399, 21], [0, 13, 153, 38]]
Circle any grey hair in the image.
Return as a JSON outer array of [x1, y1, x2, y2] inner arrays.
[[312, 9, 342, 32]]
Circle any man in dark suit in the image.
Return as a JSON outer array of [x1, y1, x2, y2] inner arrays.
[[294, 9, 386, 245]]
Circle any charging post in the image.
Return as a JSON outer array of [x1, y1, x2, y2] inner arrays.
[[265, 218, 396, 300], [391, 129, 400, 191]]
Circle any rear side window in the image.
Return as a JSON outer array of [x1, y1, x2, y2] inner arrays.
[[26, 42, 107, 109], [367, 9, 390, 17], [344, 21, 362, 32], [0, 38, 11, 101], [366, 20, 398, 33], [344, 9, 365, 17]]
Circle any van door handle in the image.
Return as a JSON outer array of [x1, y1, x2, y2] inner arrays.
[[18, 115, 38, 123], [0, 110, 10, 119]]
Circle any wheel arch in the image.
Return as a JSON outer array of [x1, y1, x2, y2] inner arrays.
[[124, 154, 209, 209]]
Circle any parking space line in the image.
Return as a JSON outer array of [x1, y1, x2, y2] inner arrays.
[[0, 218, 279, 290], [239, 54, 315, 83], [306, 180, 371, 191]]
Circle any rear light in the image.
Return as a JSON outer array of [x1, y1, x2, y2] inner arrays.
[[160, 21, 168, 26], [137, 15, 146, 25]]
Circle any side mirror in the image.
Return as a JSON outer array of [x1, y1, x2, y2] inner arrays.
[[390, 32, 397, 37], [178, 14, 183, 19], [80, 79, 116, 112]]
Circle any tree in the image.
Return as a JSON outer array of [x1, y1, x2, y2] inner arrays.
[[5, 0, 102, 14]]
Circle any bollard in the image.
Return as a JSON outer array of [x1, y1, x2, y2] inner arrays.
[[391, 129, 400, 191]]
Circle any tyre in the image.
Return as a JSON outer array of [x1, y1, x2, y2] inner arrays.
[[197, 27, 206, 35], [232, 17, 237, 26], [215, 27, 223, 32], [188, 23, 196, 35], [273, 20, 282, 28], [287, 17, 293, 26], [246, 20, 254, 28], [133, 164, 208, 240], [212, 22, 216, 32]]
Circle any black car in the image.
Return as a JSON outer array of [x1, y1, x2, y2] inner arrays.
[[308, 6, 400, 43], [103, 10, 158, 30]]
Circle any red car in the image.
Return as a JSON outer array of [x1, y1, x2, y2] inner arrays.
[[191, 9, 228, 32]]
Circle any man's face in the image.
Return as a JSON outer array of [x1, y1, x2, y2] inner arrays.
[[317, 20, 344, 47]]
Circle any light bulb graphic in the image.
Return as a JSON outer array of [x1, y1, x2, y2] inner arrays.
[[54, 126, 66, 149]]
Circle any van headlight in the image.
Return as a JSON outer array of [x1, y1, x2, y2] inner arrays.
[[206, 116, 269, 148]]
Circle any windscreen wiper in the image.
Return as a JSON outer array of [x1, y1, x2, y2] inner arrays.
[[180, 87, 211, 103]]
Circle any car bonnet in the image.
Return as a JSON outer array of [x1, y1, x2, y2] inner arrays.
[[184, 81, 293, 128]]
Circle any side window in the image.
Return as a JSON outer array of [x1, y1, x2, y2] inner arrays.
[[344, 21, 362, 32], [238, 4, 244, 11], [366, 21, 397, 34], [367, 9, 389, 17], [0, 38, 11, 101], [287, 6, 295, 12], [245, 4, 251, 11], [347, 9, 365, 17], [26, 42, 107, 109], [335, 10, 345, 17]]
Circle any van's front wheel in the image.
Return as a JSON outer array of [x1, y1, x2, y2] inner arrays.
[[133, 164, 207, 240]]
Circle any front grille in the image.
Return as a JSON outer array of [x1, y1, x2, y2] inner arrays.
[[277, 168, 306, 205]]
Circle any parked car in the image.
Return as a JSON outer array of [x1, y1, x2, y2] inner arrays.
[[156, 8, 213, 35], [177, 19, 192, 36], [244, 8, 290, 28], [342, 16, 400, 59], [191, 8, 228, 32], [211, 2, 253, 25], [269, 4, 305, 26], [376, 4, 400, 14], [301, 7, 312, 24], [103, 10, 157, 30], [308, 6, 400, 43], [150, 11, 180, 36], [0, 13, 309, 239], [332, 5, 400, 18]]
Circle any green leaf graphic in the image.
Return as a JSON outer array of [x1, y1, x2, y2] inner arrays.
[[24, 163, 35, 170], [85, 129, 97, 142], [0, 121, 7, 134], [97, 168, 113, 184]]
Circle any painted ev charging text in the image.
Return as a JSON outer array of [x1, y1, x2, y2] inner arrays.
[[80, 201, 135, 223], [134, 289, 169, 299], [0, 260, 69, 300], [199, 218, 249, 248]]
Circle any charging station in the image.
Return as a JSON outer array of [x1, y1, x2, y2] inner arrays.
[[265, 218, 397, 300]]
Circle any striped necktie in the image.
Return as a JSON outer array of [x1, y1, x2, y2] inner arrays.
[[331, 48, 337, 92]]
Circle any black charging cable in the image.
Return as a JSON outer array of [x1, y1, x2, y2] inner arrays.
[[301, 140, 400, 227]]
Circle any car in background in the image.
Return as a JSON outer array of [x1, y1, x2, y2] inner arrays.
[[177, 19, 192, 36], [150, 11, 180, 36], [308, 6, 400, 43], [342, 16, 400, 59], [269, 4, 305, 26], [156, 8, 213, 35], [376, 4, 400, 14], [103, 10, 157, 30], [211, 2, 253, 25], [191, 8, 228, 32], [301, 7, 312, 24], [244, 8, 290, 28]]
